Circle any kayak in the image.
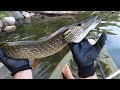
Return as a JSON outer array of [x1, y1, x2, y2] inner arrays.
[[49, 48, 120, 79]]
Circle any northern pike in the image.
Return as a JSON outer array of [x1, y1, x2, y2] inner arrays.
[[0, 16, 101, 60]]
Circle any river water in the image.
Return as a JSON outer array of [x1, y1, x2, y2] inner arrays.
[[101, 23, 120, 68], [0, 11, 120, 79]]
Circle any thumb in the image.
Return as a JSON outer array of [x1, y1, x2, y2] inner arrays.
[[94, 32, 107, 48], [0, 48, 7, 59], [68, 43, 80, 55]]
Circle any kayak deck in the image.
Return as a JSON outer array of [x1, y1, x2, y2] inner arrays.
[[49, 48, 120, 79]]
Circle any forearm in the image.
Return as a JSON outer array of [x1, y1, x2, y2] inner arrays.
[[13, 69, 33, 79], [80, 73, 98, 79]]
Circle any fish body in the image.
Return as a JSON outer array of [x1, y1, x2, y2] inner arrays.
[[1, 16, 101, 60], [2, 34, 67, 59]]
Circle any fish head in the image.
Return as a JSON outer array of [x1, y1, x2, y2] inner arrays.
[[63, 26, 84, 43], [63, 16, 101, 43]]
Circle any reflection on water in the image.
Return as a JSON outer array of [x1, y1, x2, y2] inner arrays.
[[32, 45, 70, 79], [100, 25, 120, 68], [0, 11, 120, 78], [96, 12, 120, 69]]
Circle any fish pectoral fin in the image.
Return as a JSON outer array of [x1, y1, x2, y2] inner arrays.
[[32, 58, 40, 69]]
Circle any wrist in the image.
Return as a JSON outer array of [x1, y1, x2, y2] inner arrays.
[[11, 64, 32, 76], [78, 64, 96, 78], [13, 69, 33, 79]]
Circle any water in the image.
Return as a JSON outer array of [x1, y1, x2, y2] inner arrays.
[[97, 12, 120, 68], [0, 11, 120, 79], [100, 24, 120, 68]]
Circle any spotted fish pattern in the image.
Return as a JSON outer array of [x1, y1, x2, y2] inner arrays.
[[1, 16, 101, 60]]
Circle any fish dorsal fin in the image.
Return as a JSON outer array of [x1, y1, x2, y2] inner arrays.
[[5, 26, 69, 46], [37, 26, 68, 42]]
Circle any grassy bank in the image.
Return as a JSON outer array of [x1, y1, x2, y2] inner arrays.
[[0, 11, 11, 19]]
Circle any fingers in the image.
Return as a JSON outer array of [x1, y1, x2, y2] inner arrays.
[[68, 37, 91, 54], [80, 37, 90, 44], [85, 45, 103, 64], [78, 37, 92, 49], [62, 64, 74, 79], [68, 42, 77, 48], [81, 37, 89, 43], [69, 37, 89, 47], [68, 43, 80, 55], [95, 32, 107, 48]]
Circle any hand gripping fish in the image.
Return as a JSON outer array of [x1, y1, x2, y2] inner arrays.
[[0, 16, 101, 68]]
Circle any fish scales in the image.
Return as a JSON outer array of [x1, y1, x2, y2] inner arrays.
[[2, 34, 67, 59], [0, 16, 101, 60]]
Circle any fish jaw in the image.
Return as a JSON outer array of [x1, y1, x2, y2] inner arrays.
[[71, 18, 101, 43], [64, 17, 101, 43]]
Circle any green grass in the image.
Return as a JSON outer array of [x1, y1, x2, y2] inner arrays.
[[0, 11, 11, 19]]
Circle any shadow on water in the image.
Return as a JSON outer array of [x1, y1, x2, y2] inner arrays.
[[0, 11, 120, 79]]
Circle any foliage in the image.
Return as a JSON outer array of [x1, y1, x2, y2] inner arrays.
[[0, 11, 11, 19]]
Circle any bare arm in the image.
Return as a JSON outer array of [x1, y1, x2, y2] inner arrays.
[[80, 73, 98, 79], [63, 64, 98, 79], [13, 69, 33, 79]]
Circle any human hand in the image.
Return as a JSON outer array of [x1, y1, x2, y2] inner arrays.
[[0, 48, 32, 76], [69, 32, 107, 78]]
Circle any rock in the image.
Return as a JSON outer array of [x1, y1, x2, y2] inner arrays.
[[111, 11, 115, 14], [11, 11, 24, 19], [0, 28, 1, 32], [91, 11, 101, 15], [4, 25, 17, 33], [35, 13, 40, 16], [24, 18, 31, 24], [40, 11, 78, 15], [29, 12, 35, 17], [22, 11, 31, 18], [0, 20, 3, 27], [15, 19, 25, 26], [33, 11, 78, 14], [81, 11, 86, 12], [2, 17, 16, 26]]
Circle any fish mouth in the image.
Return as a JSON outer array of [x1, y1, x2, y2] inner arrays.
[[79, 15, 101, 30], [64, 15, 101, 43], [69, 15, 99, 27]]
